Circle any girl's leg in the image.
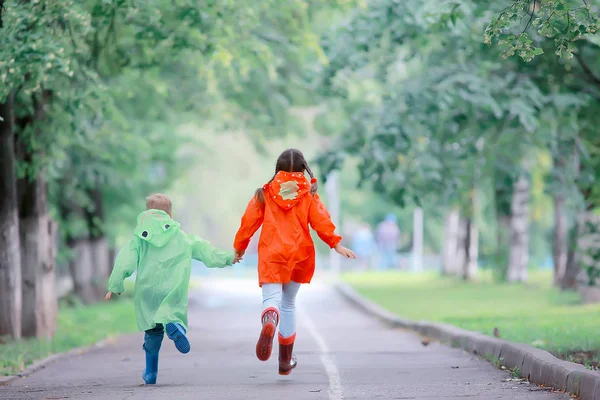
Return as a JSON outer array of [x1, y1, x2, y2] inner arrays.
[[262, 283, 282, 314], [256, 283, 282, 361], [279, 281, 301, 338], [278, 281, 301, 375]]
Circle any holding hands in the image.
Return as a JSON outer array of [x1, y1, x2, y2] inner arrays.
[[233, 250, 245, 264]]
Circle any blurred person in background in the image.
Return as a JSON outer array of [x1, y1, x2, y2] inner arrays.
[[376, 214, 400, 270], [352, 222, 377, 269]]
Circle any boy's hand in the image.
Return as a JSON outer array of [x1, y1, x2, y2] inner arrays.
[[104, 292, 120, 300], [334, 244, 356, 259], [233, 254, 243, 264]]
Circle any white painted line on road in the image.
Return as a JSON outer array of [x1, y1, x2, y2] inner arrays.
[[298, 307, 343, 400]]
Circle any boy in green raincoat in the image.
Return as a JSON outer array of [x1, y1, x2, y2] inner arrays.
[[105, 193, 238, 385]]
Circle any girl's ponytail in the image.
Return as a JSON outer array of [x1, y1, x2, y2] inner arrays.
[[304, 162, 318, 194], [255, 173, 276, 204]]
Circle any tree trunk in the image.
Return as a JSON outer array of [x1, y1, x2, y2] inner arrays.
[[17, 91, 58, 338], [68, 237, 96, 304], [60, 196, 97, 304], [91, 237, 110, 298], [553, 192, 568, 286], [19, 210, 57, 337], [507, 175, 530, 283], [455, 216, 467, 277], [496, 215, 511, 280], [465, 218, 479, 280], [441, 209, 460, 275], [0, 91, 23, 338], [561, 214, 582, 290], [86, 187, 110, 299], [560, 138, 582, 291], [460, 217, 478, 280], [459, 190, 478, 281], [573, 209, 600, 302]]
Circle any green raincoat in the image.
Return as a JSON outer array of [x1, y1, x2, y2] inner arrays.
[[108, 209, 234, 331]]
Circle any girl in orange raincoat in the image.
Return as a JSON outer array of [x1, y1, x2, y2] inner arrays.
[[233, 148, 355, 375]]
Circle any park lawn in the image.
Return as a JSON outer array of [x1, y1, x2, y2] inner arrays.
[[0, 280, 137, 376], [344, 270, 600, 367]]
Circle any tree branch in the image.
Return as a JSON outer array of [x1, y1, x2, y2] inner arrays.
[[0, 0, 4, 29], [575, 52, 600, 87], [522, 0, 537, 33]]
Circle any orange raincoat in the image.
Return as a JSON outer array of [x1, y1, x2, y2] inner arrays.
[[234, 171, 342, 286]]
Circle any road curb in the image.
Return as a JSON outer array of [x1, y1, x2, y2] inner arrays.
[[0, 337, 112, 386], [335, 281, 600, 400]]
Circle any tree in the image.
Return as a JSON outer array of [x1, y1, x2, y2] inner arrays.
[[1, 0, 356, 336], [0, 92, 22, 338], [315, 0, 551, 280], [485, 0, 599, 61]]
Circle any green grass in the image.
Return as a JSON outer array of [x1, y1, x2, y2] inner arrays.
[[0, 292, 136, 376], [344, 270, 600, 366]]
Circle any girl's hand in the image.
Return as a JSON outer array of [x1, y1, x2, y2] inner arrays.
[[334, 244, 356, 259]]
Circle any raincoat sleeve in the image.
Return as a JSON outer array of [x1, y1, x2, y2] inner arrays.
[[107, 238, 139, 294], [309, 194, 342, 249], [188, 235, 235, 268], [233, 195, 265, 251]]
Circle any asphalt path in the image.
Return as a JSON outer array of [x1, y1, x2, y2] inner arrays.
[[2, 278, 573, 400]]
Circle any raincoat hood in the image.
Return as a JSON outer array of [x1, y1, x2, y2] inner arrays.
[[266, 171, 311, 209], [134, 209, 181, 248]]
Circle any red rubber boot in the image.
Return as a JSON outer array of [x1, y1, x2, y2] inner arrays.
[[278, 333, 297, 375], [256, 307, 279, 361]]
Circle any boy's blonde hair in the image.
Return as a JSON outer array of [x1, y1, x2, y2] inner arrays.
[[146, 193, 172, 215]]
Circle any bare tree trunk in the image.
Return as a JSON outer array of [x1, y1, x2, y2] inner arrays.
[[553, 192, 568, 286], [0, 92, 22, 338], [69, 237, 96, 304], [561, 214, 582, 290], [86, 187, 110, 299], [17, 91, 57, 338], [60, 198, 96, 304], [460, 191, 478, 281], [574, 210, 600, 302], [560, 139, 582, 291], [19, 210, 57, 337], [441, 209, 460, 275], [465, 219, 479, 280], [507, 175, 530, 283], [455, 217, 467, 277], [91, 238, 110, 298], [460, 217, 478, 280]]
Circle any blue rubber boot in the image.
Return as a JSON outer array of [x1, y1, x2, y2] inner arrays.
[[143, 324, 164, 384], [166, 322, 190, 354], [142, 350, 159, 384]]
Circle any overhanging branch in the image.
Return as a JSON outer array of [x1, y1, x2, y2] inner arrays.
[[0, 0, 5, 28], [575, 53, 600, 87]]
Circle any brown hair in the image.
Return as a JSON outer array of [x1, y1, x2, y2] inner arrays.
[[255, 148, 317, 203], [146, 193, 172, 215]]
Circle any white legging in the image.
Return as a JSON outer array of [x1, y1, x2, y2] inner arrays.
[[262, 281, 301, 339]]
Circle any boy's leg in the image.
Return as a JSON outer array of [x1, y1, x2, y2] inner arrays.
[[278, 281, 301, 375], [165, 322, 190, 354], [256, 283, 282, 361], [143, 324, 164, 384]]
